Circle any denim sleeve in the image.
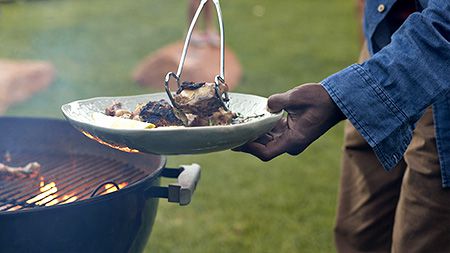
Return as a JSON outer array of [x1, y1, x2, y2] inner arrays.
[[321, 0, 450, 171]]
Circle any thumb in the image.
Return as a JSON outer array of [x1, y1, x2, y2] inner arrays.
[[267, 92, 290, 113]]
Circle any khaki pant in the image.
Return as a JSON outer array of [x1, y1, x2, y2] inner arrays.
[[334, 44, 450, 253]]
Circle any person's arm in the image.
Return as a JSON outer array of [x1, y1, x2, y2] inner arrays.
[[321, 0, 450, 169], [237, 0, 450, 168]]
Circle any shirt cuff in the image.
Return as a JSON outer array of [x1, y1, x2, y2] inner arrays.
[[321, 64, 413, 171]]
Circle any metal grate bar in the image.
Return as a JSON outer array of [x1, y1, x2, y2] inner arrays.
[[0, 151, 150, 212], [75, 169, 146, 200], [0, 155, 101, 201], [0, 157, 108, 209], [4, 158, 120, 206], [57, 165, 140, 199], [31, 163, 140, 207], [0, 151, 66, 191], [0, 159, 70, 197]]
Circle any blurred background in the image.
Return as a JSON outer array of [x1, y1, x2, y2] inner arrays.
[[0, 0, 359, 252]]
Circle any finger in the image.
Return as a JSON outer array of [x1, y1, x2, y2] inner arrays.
[[271, 117, 287, 134], [231, 133, 273, 152], [254, 118, 288, 144], [267, 92, 290, 113], [232, 118, 287, 151], [254, 133, 274, 145], [238, 134, 291, 161]]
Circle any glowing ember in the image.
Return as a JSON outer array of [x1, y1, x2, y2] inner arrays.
[[40, 182, 56, 192], [35, 194, 58, 206], [45, 199, 59, 207], [0, 204, 13, 211], [81, 131, 140, 153], [7, 205, 22, 212], [4, 176, 128, 212], [23, 179, 80, 209], [103, 182, 128, 195], [62, 195, 78, 204], [26, 182, 57, 204]]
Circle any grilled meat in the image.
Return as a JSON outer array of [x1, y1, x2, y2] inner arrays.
[[105, 102, 123, 116], [176, 82, 206, 94], [0, 162, 41, 179], [139, 100, 184, 127], [104, 81, 235, 127], [210, 107, 235, 125], [174, 82, 235, 126], [105, 102, 142, 121], [174, 82, 226, 117]]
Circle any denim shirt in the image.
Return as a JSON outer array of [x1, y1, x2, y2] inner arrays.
[[321, 0, 450, 187]]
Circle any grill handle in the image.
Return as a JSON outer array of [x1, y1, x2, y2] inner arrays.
[[146, 164, 201, 206]]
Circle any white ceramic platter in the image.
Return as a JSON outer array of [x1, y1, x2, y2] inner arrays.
[[61, 92, 282, 155]]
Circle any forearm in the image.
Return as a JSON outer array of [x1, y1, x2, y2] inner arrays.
[[322, 1, 450, 170], [364, 2, 450, 119]]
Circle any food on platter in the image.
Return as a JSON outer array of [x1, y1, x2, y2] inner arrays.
[[103, 82, 236, 128], [92, 112, 156, 129]]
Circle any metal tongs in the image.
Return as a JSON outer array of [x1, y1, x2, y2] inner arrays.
[[164, 0, 230, 111]]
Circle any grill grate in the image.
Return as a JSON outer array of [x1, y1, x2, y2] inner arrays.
[[0, 151, 149, 212]]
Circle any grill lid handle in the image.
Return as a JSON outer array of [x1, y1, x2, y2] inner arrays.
[[149, 164, 201, 206]]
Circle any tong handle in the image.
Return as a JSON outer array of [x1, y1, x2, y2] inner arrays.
[[165, 0, 228, 110], [177, 0, 224, 80]]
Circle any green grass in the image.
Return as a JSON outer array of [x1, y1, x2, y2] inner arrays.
[[0, 0, 359, 252]]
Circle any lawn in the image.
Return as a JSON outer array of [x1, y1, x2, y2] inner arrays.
[[0, 0, 359, 252]]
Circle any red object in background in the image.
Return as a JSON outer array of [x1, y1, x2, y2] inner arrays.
[[0, 60, 54, 114], [133, 0, 242, 90], [132, 41, 242, 90]]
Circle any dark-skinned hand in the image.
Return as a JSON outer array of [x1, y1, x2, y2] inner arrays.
[[233, 83, 346, 161]]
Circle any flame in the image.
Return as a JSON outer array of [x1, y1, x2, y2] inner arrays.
[[102, 182, 128, 195], [26, 182, 57, 204], [5, 176, 128, 211], [81, 131, 140, 153], [7, 205, 22, 212], [0, 204, 13, 211], [45, 199, 59, 206], [45, 194, 78, 206], [24, 179, 79, 208], [61, 195, 78, 204]]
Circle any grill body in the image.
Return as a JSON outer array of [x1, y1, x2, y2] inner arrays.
[[0, 117, 167, 253], [0, 180, 160, 253]]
